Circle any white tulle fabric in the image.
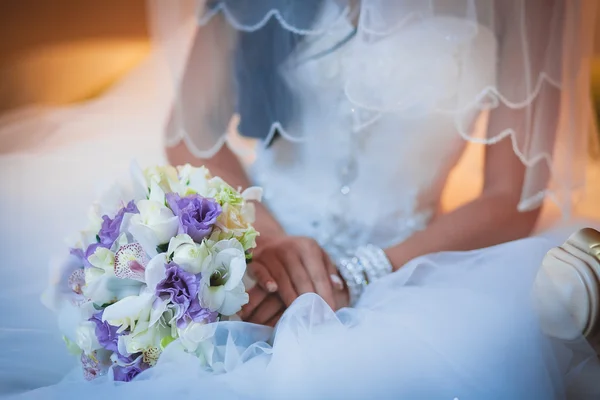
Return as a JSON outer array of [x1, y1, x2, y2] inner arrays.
[[150, 0, 597, 215], [7, 238, 600, 399]]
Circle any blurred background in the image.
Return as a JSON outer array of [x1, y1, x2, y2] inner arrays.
[[0, 0, 149, 112], [1, 1, 600, 115]]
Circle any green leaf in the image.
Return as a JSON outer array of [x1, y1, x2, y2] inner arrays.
[[96, 235, 101, 243], [160, 336, 175, 350], [156, 243, 169, 254], [93, 302, 113, 310], [63, 336, 83, 356]]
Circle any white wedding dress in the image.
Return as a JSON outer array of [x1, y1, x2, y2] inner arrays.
[[2, 2, 600, 399]]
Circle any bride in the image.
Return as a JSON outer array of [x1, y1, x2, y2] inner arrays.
[[3, 0, 600, 398]]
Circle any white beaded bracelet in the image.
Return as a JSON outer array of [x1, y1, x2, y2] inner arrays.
[[336, 244, 393, 306]]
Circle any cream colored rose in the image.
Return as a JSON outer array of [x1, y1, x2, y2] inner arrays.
[[216, 203, 250, 236]]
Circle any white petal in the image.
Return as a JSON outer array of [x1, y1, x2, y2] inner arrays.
[[213, 239, 244, 254], [150, 298, 169, 327], [75, 321, 102, 354], [178, 322, 217, 353], [223, 255, 246, 291], [145, 254, 168, 291], [128, 217, 159, 257], [102, 293, 153, 332], [167, 234, 195, 257], [241, 187, 263, 202], [154, 217, 180, 245], [201, 285, 225, 313], [220, 284, 249, 316], [149, 180, 166, 204], [130, 160, 149, 200], [241, 202, 256, 224]]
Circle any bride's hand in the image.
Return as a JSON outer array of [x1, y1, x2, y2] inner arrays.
[[248, 236, 340, 309], [240, 286, 286, 327]]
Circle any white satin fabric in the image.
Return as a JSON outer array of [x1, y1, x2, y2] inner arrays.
[[1, 10, 600, 400]]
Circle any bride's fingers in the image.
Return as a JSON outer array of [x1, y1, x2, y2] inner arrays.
[[324, 253, 345, 291], [247, 295, 285, 325], [248, 262, 278, 293], [239, 286, 268, 320], [282, 251, 315, 297], [266, 309, 285, 327], [301, 249, 336, 309], [271, 259, 300, 307]]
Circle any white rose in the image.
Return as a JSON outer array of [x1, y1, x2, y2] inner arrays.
[[145, 165, 178, 194], [200, 239, 249, 316], [130, 162, 178, 200], [167, 234, 212, 274], [177, 321, 217, 353], [75, 321, 102, 354], [177, 164, 211, 196], [128, 200, 179, 257]]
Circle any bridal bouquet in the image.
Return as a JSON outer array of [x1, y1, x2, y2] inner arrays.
[[43, 163, 261, 382]]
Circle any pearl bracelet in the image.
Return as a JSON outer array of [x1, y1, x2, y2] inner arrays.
[[336, 244, 393, 306]]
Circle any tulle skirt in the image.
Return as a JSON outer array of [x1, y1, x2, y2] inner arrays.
[[4, 235, 600, 399]]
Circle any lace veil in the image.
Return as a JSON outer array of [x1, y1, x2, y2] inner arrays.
[[148, 0, 597, 215]]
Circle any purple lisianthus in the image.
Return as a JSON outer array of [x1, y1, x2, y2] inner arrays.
[[112, 354, 148, 382], [156, 263, 201, 325], [166, 193, 221, 242], [98, 200, 139, 247], [156, 263, 199, 305], [89, 311, 120, 353], [178, 297, 219, 329]]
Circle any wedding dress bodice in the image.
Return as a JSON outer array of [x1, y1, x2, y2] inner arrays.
[[249, 13, 497, 252]]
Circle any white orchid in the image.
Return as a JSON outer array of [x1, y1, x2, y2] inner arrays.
[[87, 247, 115, 272], [75, 320, 102, 354], [166, 234, 212, 274], [121, 314, 171, 366], [83, 247, 142, 305], [128, 199, 179, 257], [102, 292, 154, 333], [200, 239, 249, 316]]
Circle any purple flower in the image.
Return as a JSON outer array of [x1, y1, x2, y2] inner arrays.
[[70, 248, 85, 264], [82, 242, 106, 267], [112, 354, 148, 382], [89, 311, 120, 353], [70, 243, 104, 268], [166, 193, 221, 242], [178, 297, 219, 329], [98, 201, 139, 247], [155, 263, 201, 326], [156, 263, 199, 305]]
